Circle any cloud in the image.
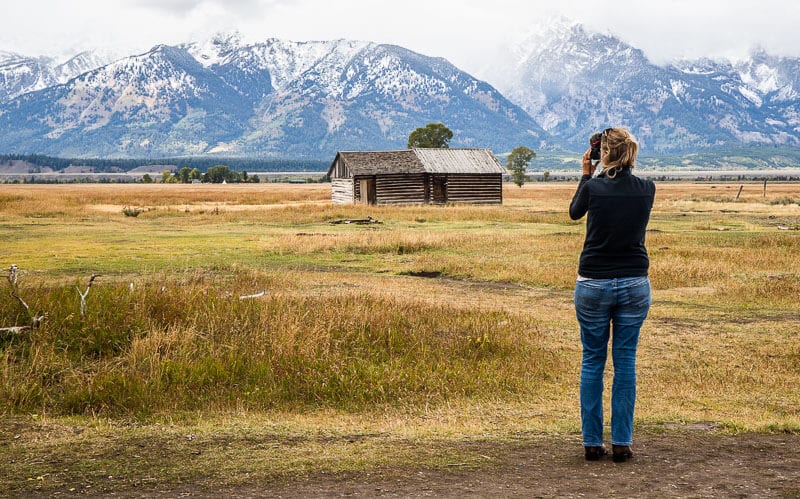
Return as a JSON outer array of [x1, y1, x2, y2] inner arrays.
[[131, 0, 206, 11], [125, 0, 293, 16], [1, 0, 798, 69], [127, 0, 259, 14]]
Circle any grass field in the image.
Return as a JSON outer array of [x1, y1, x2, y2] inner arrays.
[[1, 181, 799, 494]]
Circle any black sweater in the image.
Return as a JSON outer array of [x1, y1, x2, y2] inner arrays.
[[569, 169, 656, 279]]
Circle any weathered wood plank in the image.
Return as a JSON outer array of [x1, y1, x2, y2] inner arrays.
[[331, 178, 354, 204]]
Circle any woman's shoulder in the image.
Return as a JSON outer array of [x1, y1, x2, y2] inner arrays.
[[631, 172, 655, 188], [639, 176, 656, 196]]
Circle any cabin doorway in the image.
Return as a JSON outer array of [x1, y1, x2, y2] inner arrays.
[[358, 177, 376, 205], [431, 175, 447, 204]]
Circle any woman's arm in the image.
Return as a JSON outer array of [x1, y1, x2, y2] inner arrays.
[[569, 149, 595, 220]]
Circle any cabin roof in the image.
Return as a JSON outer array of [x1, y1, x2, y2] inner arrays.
[[328, 148, 505, 177], [412, 148, 505, 174]]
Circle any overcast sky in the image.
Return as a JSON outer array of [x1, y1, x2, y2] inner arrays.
[[3, 0, 800, 72]]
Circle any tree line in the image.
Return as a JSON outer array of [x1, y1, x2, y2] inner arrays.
[[0, 154, 329, 173], [150, 165, 262, 184]]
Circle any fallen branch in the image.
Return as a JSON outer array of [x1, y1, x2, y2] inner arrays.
[[31, 314, 47, 328], [11, 290, 30, 315], [7, 265, 24, 313], [76, 273, 100, 318], [0, 326, 30, 335], [8, 264, 19, 286], [239, 291, 267, 300], [3, 264, 46, 332], [329, 216, 382, 225]]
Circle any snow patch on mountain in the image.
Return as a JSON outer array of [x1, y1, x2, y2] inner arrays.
[[739, 63, 780, 94], [738, 86, 762, 107], [185, 32, 244, 67], [670, 80, 687, 101], [53, 49, 125, 83]]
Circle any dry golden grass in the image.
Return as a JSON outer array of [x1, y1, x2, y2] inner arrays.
[[1, 181, 798, 432]]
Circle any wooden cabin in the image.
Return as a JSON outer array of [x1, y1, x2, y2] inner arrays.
[[328, 148, 504, 205]]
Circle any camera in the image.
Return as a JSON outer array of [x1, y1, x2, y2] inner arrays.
[[589, 132, 603, 161]]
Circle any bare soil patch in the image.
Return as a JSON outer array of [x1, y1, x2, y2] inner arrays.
[[91, 432, 800, 498]]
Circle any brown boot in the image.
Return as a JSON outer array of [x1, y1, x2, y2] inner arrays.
[[584, 446, 608, 461], [612, 445, 634, 463]]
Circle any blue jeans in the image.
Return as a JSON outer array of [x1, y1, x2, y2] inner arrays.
[[574, 276, 651, 447]]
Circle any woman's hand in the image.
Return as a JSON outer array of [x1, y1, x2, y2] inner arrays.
[[582, 149, 596, 176]]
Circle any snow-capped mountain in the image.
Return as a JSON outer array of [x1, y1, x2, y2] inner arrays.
[[0, 34, 547, 158], [2, 23, 800, 159], [0, 49, 122, 103], [0, 51, 59, 103], [52, 49, 124, 84], [729, 51, 800, 144], [483, 18, 800, 152], [0, 44, 252, 157]]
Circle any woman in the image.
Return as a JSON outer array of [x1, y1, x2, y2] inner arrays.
[[569, 127, 655, 463]]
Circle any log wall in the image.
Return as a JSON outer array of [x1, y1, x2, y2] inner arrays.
[[338, 173, 503, 205], [445, 174, 503, 204], [368, 174, 427, 205]]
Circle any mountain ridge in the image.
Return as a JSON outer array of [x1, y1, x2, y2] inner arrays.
[[1, 22, 799, 159], [483, 21, 800, 153], [0, 36, 547, 159]]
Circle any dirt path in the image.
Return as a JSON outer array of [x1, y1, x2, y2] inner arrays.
[[137, 433, 799, 498]]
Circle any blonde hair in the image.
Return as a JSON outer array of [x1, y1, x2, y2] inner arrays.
[[600, 127, 638, 178]]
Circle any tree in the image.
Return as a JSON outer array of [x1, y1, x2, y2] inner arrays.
[[407, 122, 453, 149], [205, 165, 238, 183], [177, 167, 192, 183], [161, 170, 177, 184], [506, 146, 537, 187], [142, 174, 153, 183]]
